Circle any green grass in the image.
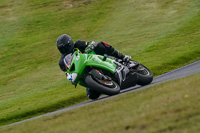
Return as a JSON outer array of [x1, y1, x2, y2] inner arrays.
[[0, 73, 199, 133], [0, 0, 200, 126]]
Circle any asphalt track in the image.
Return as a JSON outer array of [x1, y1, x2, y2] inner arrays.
[[5, 60, 200, 126]]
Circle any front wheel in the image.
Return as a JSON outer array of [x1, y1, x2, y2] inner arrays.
[[85, 73, 120, 96]]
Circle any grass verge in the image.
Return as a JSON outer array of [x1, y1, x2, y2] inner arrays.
[[0, 73, 199, 133]]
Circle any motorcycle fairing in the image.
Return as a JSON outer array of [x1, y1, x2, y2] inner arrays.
[[67, 51, 117, 85]]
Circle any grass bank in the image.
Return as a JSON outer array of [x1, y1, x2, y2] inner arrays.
[[0, 0, 200, 125], [1, 73, 199, 132]]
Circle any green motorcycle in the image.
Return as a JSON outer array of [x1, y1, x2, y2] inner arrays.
[[64, 49, 153, 99]]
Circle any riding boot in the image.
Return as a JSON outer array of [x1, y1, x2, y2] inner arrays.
[[111, 49, 125, 60]]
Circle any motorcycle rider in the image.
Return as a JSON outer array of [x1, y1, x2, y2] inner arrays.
[[57, 34, 131, 99]]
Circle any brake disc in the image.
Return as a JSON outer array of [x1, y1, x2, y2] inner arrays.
[[94, 72, 114, 87], [96, 78, 113, 86]]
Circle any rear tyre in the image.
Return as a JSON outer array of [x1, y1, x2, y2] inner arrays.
[[85, 74, 120, 96], [135, 64, 153, 86]]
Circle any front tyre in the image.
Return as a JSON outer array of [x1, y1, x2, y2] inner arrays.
[[85, 75, 120, 96]]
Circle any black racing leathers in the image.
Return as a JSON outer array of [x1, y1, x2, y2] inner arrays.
[[58, 40, 125, 72]]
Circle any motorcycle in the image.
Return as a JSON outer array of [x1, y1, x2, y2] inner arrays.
[[64, 49, 153, 99]]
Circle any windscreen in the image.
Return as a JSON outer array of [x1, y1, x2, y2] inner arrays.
[[64, 53, 74, 69]]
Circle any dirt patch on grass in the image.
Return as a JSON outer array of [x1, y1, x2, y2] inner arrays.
[[63, 0, 101, 8]]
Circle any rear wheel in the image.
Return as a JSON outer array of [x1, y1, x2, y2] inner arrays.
[[129, 61, 153, 86], [135, 64, 153, 85], [85, 70, 120, 96]]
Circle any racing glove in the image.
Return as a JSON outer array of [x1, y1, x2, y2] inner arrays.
[[84, 41, 96, 53]]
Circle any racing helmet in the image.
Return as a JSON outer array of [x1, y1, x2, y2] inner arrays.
[[57, 34, 74, 55]]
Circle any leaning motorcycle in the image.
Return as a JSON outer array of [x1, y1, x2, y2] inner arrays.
[[64, 48, 153, 99]]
